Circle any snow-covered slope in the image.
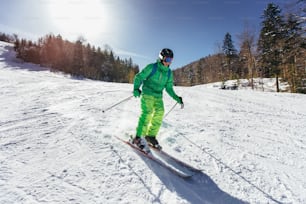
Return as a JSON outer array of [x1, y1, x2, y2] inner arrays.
[[1, 41, 306, 204]]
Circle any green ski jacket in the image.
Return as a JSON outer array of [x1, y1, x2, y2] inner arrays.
[[133, 60, 180, 102]]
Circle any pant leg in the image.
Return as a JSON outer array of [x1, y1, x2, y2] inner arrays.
[[136, 95, 155, 137], [147, 97, 164, 137]]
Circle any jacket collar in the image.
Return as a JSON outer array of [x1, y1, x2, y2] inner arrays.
[[157, 59, 170, 72]]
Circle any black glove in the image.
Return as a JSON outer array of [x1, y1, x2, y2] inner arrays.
[[178, 97, 184, 109], [133, 89, 141, 97], [178, 97, 183, 104]]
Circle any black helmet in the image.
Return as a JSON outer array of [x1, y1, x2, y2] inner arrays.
[[159, 48, 174, 60]]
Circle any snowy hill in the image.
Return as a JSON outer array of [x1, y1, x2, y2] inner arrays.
[[1, 41, 306, 204]]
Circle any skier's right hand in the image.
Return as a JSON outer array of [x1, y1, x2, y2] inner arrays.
[[133, 89, 141, 97]]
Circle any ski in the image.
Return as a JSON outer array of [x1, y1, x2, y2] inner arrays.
[[148, 145, 202, 173], [115, 136, 193, 178]]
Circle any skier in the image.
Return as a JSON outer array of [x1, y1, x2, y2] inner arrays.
[[132, 48, 183, 151]]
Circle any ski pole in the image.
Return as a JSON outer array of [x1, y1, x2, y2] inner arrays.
[[163, 102, 178, 119], [102, 95, 133, 113]]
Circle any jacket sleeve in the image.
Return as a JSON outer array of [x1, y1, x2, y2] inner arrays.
[[165, 72, 180, 102], [133, 64, 153, 90]]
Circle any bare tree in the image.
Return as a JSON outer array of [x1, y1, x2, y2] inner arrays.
[[237, 21, 257, 89]]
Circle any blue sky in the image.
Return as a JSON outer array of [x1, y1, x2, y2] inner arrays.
[[0, 0, 289, 69]]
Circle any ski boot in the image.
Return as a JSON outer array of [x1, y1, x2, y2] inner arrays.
[[132, 136, 150, 153], [145, 136, 162, 150]]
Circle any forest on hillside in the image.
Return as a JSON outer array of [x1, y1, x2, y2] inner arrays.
[[174, 2, 305, 93], [0, 33, 139, 83]]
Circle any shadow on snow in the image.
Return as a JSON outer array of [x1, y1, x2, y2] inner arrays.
[[138, 152, 247, 204]]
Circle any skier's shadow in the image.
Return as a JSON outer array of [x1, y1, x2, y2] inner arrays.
[[139, 154, 247, 204]]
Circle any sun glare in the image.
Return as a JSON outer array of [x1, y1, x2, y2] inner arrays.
[[47, 0, 112, 41]]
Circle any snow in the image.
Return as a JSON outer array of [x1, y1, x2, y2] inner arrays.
[[1, 41, 306, 204], [209, 79, 290, 92]]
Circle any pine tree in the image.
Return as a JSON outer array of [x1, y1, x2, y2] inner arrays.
[[257, 3, 285, 92], [73, 39, 84, 76], [282, 13, 304, 92], [222, 32, 238, 80]]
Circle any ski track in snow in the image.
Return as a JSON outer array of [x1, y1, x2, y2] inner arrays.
[[1, 41, 306, 204], [162, 86, 306, 203]]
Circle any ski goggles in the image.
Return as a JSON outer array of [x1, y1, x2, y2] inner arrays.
[[164, 57, 173, 63]]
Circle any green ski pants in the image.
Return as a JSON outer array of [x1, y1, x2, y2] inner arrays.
[[136, 94, 164, 137]]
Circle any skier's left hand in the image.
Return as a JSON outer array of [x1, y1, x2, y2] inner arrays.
[[178, 97, 184, 109]]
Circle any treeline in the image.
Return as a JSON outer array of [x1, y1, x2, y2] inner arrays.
[[174, 2, 306, 93], [11, 34, 139, 83], [0, 32, 17, 42]]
